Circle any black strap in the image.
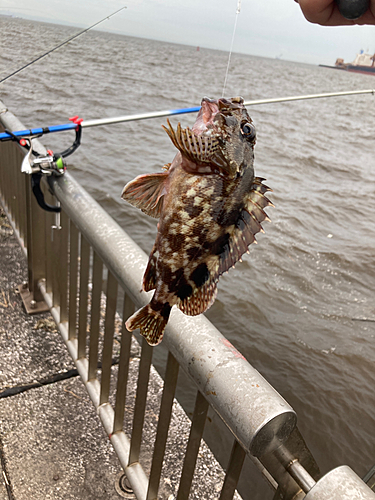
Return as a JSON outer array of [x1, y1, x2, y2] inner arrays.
[[31, 173, 61, 213]]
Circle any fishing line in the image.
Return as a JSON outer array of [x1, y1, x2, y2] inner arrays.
[[0, 6, 127, 85], [222, 0, 241, 97]]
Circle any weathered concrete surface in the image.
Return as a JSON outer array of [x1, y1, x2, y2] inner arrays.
[[0, 379, 122, 500], [0, 206, 123, 499]]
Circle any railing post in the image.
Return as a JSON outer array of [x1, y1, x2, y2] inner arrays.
[[0, 103, 49, 314], [19, 175, 49, 313]]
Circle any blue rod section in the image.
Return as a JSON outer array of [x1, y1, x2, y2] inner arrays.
[[170, 106, 201, 115], [0, 107, 201, 141], [0, 122, 77, 141]]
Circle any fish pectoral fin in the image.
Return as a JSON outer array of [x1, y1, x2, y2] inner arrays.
[[121, 172, 168, 219], [178, 282, 218, 316]]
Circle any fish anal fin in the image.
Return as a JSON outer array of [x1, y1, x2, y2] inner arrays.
[[143, 250, 157, 292], [121, 172, 168, 219], [178, 282, 218, 316]]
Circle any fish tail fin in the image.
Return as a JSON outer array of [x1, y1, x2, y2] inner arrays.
[[125, 303, 171, 346]]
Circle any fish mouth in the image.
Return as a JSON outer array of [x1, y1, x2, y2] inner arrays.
[[191, 97, 219, 135], [191, 96, 244, 136]]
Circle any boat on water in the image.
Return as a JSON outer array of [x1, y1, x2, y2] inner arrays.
[[320, 50, 375, 75]]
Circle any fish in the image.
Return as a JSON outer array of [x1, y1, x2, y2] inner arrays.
[[121, 96, 272, 346]]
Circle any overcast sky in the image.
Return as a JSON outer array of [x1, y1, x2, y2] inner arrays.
[[1, 0, 374, 65]]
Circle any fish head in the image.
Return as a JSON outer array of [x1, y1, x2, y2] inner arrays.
[[192, 96, 256, 178]]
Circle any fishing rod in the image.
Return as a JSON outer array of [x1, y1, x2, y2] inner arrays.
[[0, 6, 127, 85], [0, 88, 374, 142], [1, 87, 373, 213]]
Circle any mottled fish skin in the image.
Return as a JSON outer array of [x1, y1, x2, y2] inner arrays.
[[121, 97, 272, 345]]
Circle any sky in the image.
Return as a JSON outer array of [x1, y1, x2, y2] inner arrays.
[[0, 0, 374, 66]]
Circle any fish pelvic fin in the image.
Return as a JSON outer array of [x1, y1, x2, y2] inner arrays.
[[121, 172, 168, 219], [125, 302, 171, 346]]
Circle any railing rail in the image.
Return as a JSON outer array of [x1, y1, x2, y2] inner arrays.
[[1, 99, 374, 500]]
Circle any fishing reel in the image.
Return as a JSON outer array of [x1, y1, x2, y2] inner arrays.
[[20, 141, 66, 177], [5, 118, 82, 213], [21, 142, 67, 214]]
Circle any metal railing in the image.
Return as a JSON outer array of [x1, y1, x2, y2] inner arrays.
[[1, 99, 374, 500]]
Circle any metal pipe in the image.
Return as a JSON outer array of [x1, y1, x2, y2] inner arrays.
[[363, 465, 375, 486], [274, 444, 316, 493], [288, 460, 316, 492], [304, 466, 375, 499]]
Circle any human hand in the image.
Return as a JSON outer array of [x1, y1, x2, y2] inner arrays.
[[297, 0, 375, 25]]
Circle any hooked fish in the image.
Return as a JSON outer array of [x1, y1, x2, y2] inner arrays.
[[121, 96, 272, 345]]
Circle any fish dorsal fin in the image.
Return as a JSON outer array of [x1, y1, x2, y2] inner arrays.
[[121, 172, 168, 219], [178, 281, 218, 316], [162, 119, 231, 176], [162, 119, 219, 163], [217, 178, 273, 277]]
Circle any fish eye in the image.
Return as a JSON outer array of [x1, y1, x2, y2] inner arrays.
[[241, 122, 256, 141]]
